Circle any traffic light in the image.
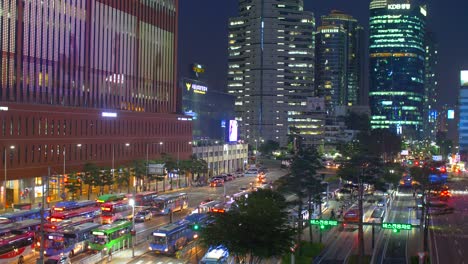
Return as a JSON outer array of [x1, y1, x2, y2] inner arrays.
[[192, 223, 200, 231]]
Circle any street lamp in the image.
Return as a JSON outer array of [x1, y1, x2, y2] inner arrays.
[[129, 198, 135, 257], [3, 145, 14, 209]]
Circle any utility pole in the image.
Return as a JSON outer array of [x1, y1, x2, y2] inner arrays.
[[357, 166, 365, 263], [36, 167, 50, 264]]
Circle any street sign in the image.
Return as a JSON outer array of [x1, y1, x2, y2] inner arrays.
[[310, 219, 339, 228], [382, 222, 412, 231]]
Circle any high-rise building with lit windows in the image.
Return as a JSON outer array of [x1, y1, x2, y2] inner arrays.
[[369, 0, 427, 138], [315, 10, 364, 114], [0, 0, 192, 207], [227, 0, 322, 146], [423, 31, 439, 140]]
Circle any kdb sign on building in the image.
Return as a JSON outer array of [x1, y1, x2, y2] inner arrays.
[[185, 81, 208, 95]]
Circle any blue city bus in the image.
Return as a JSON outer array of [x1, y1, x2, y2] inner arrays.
[[0, 208, 50, 222], [44, 222, 101, 257], [152, 193, 188, 215], [149, 219, 195, 255]]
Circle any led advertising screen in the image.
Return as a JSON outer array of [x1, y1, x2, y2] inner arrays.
[[448, 109, 455, 119], [461, 70, 468, 86], [228, 120, 238, 142]]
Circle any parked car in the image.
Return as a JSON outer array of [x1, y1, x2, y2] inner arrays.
[[135, 209, 152, 222]]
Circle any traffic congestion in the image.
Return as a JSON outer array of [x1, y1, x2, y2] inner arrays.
[[0, 165, 277, 264]]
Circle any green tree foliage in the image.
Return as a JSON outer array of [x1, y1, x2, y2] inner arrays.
[[115, 166, 131, 193], [64, 172, 81, 200], [131, 160, 146, 191], [82, 163, 100, 199], [200, 189, 295, 263], [337, 154, 386, 190], [258, 140, 280, 156], [358, 129, 402, 161], [97, 167, 114, 194], [279, 146, 324, 243]]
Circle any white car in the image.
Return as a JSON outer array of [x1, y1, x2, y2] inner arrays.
[[244, 169, 259, 177]]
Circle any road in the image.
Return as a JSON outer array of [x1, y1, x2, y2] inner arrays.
[[430, 177, 468, 264], [100, 163, 289, 264]]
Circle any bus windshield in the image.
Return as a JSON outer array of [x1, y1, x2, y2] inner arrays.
[[91, 235, 108, 244], [154, 201, 165, 211], [153, 235, 167, 245], [45, 236, 64, 249]]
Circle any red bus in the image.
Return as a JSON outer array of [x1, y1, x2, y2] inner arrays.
[[44, 216, 94, 233], [135, 191, 158, 207], [49, 205, 101, 222], [52, 200, 97, 214], [0, 231, 35, 264], [101, 201, 133, 224]]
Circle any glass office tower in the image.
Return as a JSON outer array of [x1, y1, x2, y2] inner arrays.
[[369, 1, 426, 138]]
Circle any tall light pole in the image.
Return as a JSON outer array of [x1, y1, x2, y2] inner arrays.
[[3, 145, 14, 209], [129, 198, 135, 257]]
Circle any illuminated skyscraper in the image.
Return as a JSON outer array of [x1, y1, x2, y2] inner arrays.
[[315, 10, 364, 114], [369, 0, 427, 138], [228, 0, 322, 146], [423, 32, 439, 139]]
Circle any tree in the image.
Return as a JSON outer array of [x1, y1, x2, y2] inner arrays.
[[200, 189, 295, 263], [258, 140, 280, 157], [337, 154, 385, 262], [64, 172, 81, 200], [161, 153, 177, 190], [97, 167, 114, 194], [278, 145, 324, 245], [131, 160, 146, 192], [82, 163, 100, 200], [115, 166, 131, 193]]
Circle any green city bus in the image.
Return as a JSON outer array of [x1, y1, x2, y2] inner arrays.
[[89, 220, 132, 252], [96, 193, 127, 205]]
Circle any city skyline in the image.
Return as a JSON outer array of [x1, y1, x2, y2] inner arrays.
[[179, 0, 468, 108]]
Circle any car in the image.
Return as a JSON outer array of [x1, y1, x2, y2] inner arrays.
[[210, 178, 224, 187], [377, 198, 389, 207], [235, 172, 244, 178], [244, 169, 259, 177], [226, 174, 234, 181], [45, 255, 71, 264], [135, 209, 152, 222]]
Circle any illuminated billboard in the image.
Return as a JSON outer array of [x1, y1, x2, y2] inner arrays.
[[228, 120, 238, 142], [448, 109, 455, 119], [185, 81, 208, 94], [461, 71, 468, 86]]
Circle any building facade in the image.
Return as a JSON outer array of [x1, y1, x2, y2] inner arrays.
[[193, 143, 248, 178], [423, 31, 439, 140], [368, 0, 426, 138], [0, 0, 192, 207], [182, 78, 235, 142], [227, 0, 320, 146], [459, 71, 468, 157], [315, 10, 364, 114]]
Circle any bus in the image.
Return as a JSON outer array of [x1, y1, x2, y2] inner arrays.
[[96, 193, 127, 205], [343, 208, 361, 228], [89, 221, 132, 253], [135, 191, 158, 207], [100, 201, 133, 224], [149, 219, 195, 255], [0, 230, 35, 264], [0, 208, 50, 222], [44, 222, 101, 257], [152, 193, 188, 215], [193, 200, 221, 214], [49, 205, 101, 222], [52, 200, 97, 214], [44, 216, 93, 233]]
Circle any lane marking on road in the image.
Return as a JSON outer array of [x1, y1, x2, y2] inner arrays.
[[455, 240, 458, 245], [459, 249, 463, 256], [136, 261, 144, 264]]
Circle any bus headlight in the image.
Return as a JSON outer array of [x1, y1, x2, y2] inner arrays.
[[149, 247, 152, 251], [164, 248, 168, 252], [104, 247, 108, 251], [193, 234, 199, 239]]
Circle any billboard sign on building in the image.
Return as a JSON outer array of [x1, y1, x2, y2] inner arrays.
[[461, 70, 468, 86], [228, 120, 238, 142], [448, 109, 455, 119], [307, 97, 325, 112], [185, 81, 208, 95]]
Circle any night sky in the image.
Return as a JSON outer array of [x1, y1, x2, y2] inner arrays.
[[178, 0, 468, 108]]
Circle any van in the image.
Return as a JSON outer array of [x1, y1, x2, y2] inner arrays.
[[200, 246, 231, 264]]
